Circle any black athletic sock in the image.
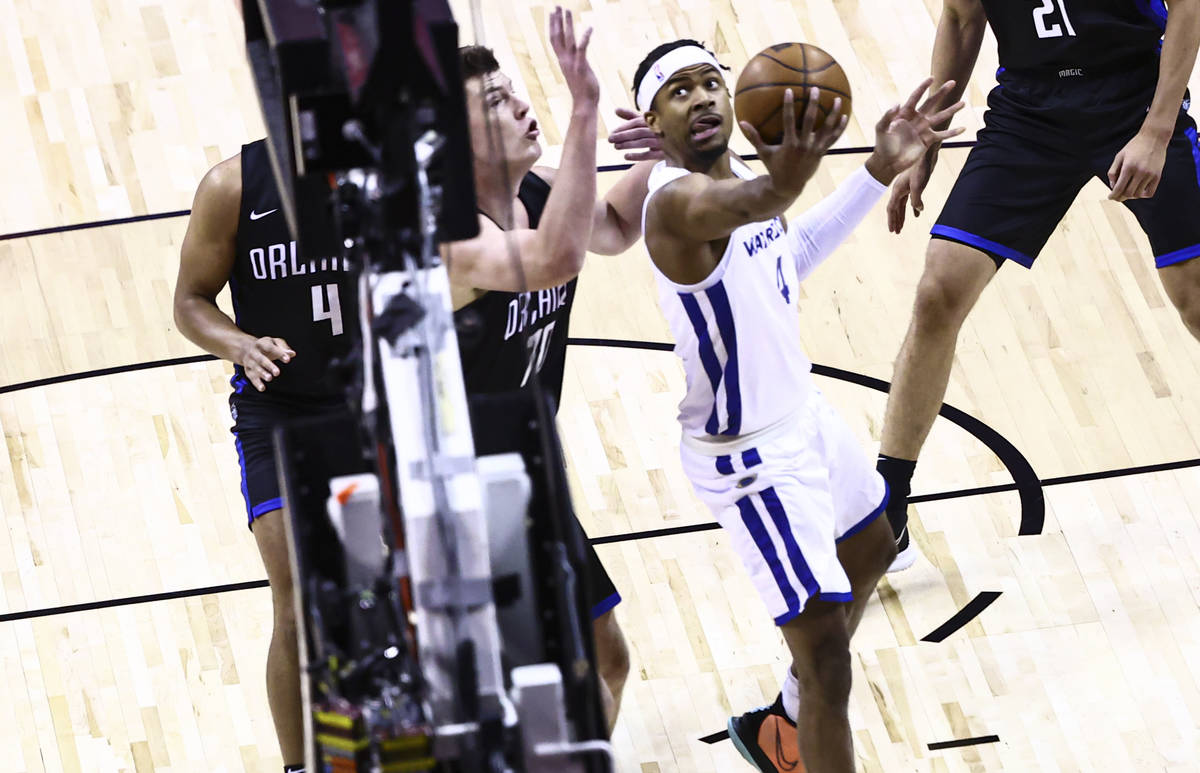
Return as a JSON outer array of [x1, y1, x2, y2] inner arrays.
[[284, 765, 306, 773], [876, 454, 916, 539]]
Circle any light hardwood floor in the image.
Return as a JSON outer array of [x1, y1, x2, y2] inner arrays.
[[2, 1, 1200, 770]]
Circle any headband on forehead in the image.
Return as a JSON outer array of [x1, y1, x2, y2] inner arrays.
[[636, 45, 727, 112]]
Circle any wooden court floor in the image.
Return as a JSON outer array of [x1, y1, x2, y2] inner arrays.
[[2, 1, 1200, 771]]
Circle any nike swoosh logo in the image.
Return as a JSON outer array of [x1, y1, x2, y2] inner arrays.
[[249, 208, 277, 220], [762, 716, 802, 771]]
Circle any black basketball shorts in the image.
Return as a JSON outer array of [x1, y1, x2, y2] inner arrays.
[[229, 392, 348, 528], [933, 62, 1200, 269], [576, 523, 621, 620]]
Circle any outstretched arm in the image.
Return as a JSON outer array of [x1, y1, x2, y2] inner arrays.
[[792, 80, 964, 279], [886, 0, 987, 232], [589, 160, 657, 255], [651, 89, 847, 245], [444, 7, 599, 292]]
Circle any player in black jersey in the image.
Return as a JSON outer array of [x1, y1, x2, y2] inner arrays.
[[877, 0, 1200, 572], [443, 9, 663, 734], [174, 140, 356, 772]]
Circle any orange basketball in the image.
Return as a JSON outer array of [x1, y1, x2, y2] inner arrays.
[[734, 43, 852, 144]]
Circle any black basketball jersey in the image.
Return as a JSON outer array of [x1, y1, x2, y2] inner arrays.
[[454, 172, 577, 406], [229, 139, 355, 400], [981, 0, 1164, 73]]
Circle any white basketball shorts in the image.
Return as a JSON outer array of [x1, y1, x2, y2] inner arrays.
[[679, 391, 888, 625]]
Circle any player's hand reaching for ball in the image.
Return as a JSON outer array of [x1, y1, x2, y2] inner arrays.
[[881, 79, 965, 233], [237, 336, 295, 392], [608, 107, 664, 161], [740, 87, 847, 198], [548, 6, 598, 110]]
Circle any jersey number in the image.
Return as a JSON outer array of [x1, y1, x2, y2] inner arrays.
[[312, 283, 344, 336], [521, 320, 556, 387], [1033, 0, 1076, 38], [776, 256, 791, 304]]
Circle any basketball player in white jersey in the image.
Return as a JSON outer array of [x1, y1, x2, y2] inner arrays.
[[633, 40, 964, 772]]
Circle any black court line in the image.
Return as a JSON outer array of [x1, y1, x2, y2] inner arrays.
[[920, 591, 1003, 643], [701, 729, 1001, 751], [571, 337, 1047, 536], [591, 521, 720, 544], [5, 341, 1195, 755], [0, 354, 217, 395], [0, 209, 191, 242], [909, 457, 1200, 504], [701, 728, 1001, 751], [0, 580, 269, 624], [2, 324, 1191, 761], [805, 361, 1046, 538], [928, 734, 1001, 751], [2, 141, 981, 241]]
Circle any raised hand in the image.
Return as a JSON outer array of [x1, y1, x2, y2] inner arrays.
[[876, 79, 965, 232], [739, 87, 848, 198], [548, 6, 598, 108], [608, 107, 664, 161]]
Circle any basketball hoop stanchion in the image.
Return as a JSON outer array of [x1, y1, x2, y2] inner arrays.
[[246, 1, 613, 770]]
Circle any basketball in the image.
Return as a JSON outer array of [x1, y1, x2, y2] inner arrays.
[[734, 42, 852, 144]]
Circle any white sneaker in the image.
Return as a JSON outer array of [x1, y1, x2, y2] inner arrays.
[[887, 526, 919, 573]]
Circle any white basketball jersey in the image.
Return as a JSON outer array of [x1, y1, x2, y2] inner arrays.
[[643, 158, 814, 440]]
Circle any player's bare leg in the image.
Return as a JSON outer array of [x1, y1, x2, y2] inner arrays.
[[881, 239, 998, 458], [777, 604, 855, 773], [1159, 256, 1200, 341], [252, 509, 305, 766], [592, 609, 631, 734], [878, 239, 997, 570], [836, 515, 898, 635], [728, 513, 895, 772]]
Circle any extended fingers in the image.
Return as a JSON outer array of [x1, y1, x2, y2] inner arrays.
[[740, 120, 768, 152], [549, 7, 563, 51], [798, 87, 820, 138], [930, 125, 966, 142], [819, 108, 847, 148], [780, 88, 798, 142], [918, 79, 956, 114], [830, 112, 849, 144], [611, 133, 660, 150], [875, 104, 900, 133], [610, 128, 656, 146], [886, 184, 908, 233], [926, 100, 965, 127], [609, 113, 655, 145], [903, 77, 934, 113]]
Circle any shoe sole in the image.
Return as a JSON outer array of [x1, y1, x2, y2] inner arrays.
[[887, 542, 918, 573], [727, 717, 764, 771]]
